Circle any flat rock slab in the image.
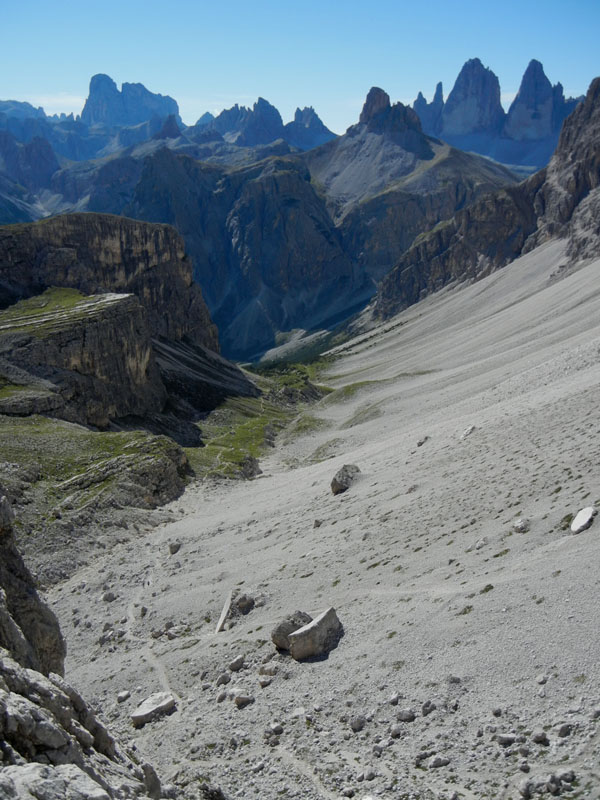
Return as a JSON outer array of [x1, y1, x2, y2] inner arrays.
[[288, 607, 343, 660], [131, 692, 176, 727], [571, 506, 596, 533], [331, 464, 361, 495]]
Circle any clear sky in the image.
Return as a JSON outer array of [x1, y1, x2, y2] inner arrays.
[[2, 0, 598, 133]]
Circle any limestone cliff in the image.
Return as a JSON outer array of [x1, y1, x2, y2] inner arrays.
[[375, 77, 600, 319], [0, 212, 219, 351], [0, 289, 166, 429]]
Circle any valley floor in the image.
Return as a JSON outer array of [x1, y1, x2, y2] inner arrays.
[[49, 240, 600, 799]]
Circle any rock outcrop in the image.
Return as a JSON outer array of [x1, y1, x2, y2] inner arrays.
[[0, 289, 166, 428], [441, 58, 505, 137], [0, 132, 59, 191], [0, 496, 65, 675], [80, 73, 180, 128], [376, 76, 600, 318], [0, 212, 218, 350], [0, 497, 164, 798]]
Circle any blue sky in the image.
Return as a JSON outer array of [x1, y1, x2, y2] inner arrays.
[[2, 0, 598, 133]]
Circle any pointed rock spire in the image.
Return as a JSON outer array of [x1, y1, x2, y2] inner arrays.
[[359, 88, 391, 124]]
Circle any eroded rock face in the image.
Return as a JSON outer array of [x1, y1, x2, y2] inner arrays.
[[441, 58, 505, 137], [0, 497, 65, 676], [0, 291, 166, 428], [0, 212, 218, 351]]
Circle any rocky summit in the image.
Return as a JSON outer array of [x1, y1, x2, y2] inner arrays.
[[413, 58, 582, 169]]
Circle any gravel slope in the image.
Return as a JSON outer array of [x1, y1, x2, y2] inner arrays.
[[49, 239, 600, 799]]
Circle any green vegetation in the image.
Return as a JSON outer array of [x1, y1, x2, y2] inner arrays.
[[0, 287, 113, 337], [0, 414, 186, 516], [184, 394, 290, 479]]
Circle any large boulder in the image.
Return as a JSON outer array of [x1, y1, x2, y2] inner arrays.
[[331, 464, 361, 495], [288, 607, 344, 660]]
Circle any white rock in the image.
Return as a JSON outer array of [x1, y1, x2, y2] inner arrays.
[[288, 607, 343, 660], [570, 506, 596, 534], [131, 692, 176, 727]]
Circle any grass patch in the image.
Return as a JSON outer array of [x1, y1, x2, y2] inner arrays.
[[457, 605, 473, 616], [184, 394, 291, 479]]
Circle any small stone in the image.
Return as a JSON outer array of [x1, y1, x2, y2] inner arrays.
[[570, 506, 596, 534], [364, 768, 376, 781], [102, 591, 116, 602], [519, 761, 530, 773], [496, 733, 516, 746], [417, 436, 429, 447], [168, 541, 181, 555], [216, 673, 231, 686], [131, 692, 176, 726], [429, 755, 450, 768], [258, 676, 272, 688], [460, 425, 476, 439], [492, 707, 502, 717], [536, 674, 547, 685], [117, 690, 131, 703], [389, 692, 399, 706], [422, 699, 436, 716], [313, 520, 323, 528], [390, 724, 402, 739], [350, 716, 366, 733], [331, 464, 361, 495], [270, 722, 284, 735], [557, 723, 572, 737], [229, 655, 244, 672], [555, 768, 575, 783], [397, 709, 415, 722], [233, 694, 254, 709], [235, 594, 255, 614], [341, 788, 355, 798], [513, 518, 530, 533], [531, 729, 549, 745], [216, 691, 227, 703]]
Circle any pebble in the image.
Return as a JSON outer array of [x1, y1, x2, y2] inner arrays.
[[531, 729, 549, 745], [117, 690, 130, 703], [397, 709, 416, 722], [229, 655, 245, 672], [233, 694, 254, 709], [429, 755, 450, 768]]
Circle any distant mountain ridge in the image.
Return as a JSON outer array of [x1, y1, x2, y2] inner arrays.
[[376, 76, 600, 318], [413, 58, 582, 169]]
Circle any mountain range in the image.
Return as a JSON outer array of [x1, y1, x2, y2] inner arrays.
[[0, 61, 593, 360]]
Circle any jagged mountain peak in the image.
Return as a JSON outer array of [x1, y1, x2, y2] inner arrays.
[[81, 74, 179, 127], [359, 87, 391, 124], [442, 57, 504, 136]]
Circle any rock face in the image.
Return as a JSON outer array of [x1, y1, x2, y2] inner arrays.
[[0, 132, 59, 191], [0, 289, 166, 428], [0, 213, 258, 434], [0, 212, 218, 350], [80, 73, 180, 127], [0, 496, 65, 675], [413, 58, 583, 169], [124, 149, 362, 358], [376, 76, 600, 319], [441, 58, 505, 137]]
